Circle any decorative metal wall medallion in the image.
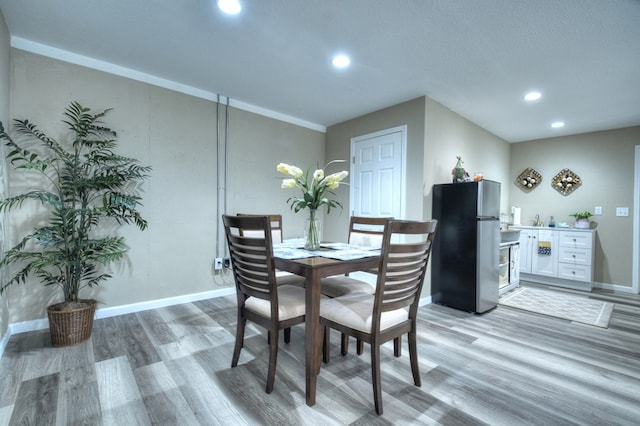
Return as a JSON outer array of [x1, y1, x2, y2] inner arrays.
[[552, 168, 581, 195], [516, 167, 542, 191]]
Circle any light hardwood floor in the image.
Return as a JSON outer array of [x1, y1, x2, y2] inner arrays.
[[1, 283, 639, 425]]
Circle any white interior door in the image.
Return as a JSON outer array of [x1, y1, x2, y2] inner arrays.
[[350, 126, 406, 218]]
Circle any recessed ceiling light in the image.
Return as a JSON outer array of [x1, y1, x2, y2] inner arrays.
[[524, 91, 542, 101], [551, 121, 565, 128], [332, 54, 350, 69], [218, 0, 241, 15]]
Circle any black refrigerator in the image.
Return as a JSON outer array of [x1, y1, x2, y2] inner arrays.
[[431, 180, 500, 313]]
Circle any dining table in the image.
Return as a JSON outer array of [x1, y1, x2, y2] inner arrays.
[[273, 243, 380, 406]]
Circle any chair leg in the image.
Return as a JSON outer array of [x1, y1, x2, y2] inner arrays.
[[371, 343, 383, 415], [341, 333, 349, 356], [231, 316, 246, 368], [408, 329, 421, 387], [284, 327, 291, 344], [322, 326, 330, 363], [266, 329, 279, 394], [394, 336, 401, 357], [357, 339, 364, 355]]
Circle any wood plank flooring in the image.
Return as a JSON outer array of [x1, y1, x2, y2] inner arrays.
[[0, 283, 639, 425]]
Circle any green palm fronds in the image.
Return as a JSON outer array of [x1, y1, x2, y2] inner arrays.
[[0, 102, 151, 302]]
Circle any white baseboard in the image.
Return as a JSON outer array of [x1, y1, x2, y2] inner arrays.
[[0, 287, 235, 359], [419, 295, 432, 306], [94, 287, 235, 319], [0, 329, 11, 360], [520, 273, 593, 292], [592, 281, 638, 294]]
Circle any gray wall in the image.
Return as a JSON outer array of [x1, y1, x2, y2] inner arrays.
[[510, 127, 640, 287], [4, 49, 323, 324], [0, 10, 10, 345], [325, 96, 426, 242], [225, 108, 325, 239], [423, 96, 511, 215], [326, 96, 511, 296]]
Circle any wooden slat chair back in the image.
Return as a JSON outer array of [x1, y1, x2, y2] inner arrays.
[[223, 214, 307, 394], [347, 216, 391, 249], [236, 213, 305, 287], [320, 219, 437, 414]]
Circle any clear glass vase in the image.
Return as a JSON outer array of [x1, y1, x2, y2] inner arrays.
[[304, 209, 321, 250]]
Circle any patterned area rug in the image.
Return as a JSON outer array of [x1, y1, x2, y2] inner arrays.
[[499, 287, 614, 328]]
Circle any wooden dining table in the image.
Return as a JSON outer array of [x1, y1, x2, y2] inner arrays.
[[273, 252, 380, 406]]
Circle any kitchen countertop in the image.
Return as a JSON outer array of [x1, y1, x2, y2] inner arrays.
[[509, 225, 596, 232]]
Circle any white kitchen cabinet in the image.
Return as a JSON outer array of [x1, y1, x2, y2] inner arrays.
[[517, 229, 534, 273], [557, 231, 594, 282], [516, 228, 558, 276], [510, 226, 595, 291], [531, 229, 558, 277]]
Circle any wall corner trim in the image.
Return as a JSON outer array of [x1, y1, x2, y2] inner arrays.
[[10, 37, 326, 133]]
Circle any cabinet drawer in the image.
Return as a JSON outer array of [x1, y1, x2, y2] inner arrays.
[[558, 263, 592, 282], [559, 232, 592, 249], [558, 247, 592, 266]]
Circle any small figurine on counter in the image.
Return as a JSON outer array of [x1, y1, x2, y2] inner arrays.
[[452, 155, 470, 183]]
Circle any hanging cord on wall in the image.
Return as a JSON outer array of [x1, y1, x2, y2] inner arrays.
[[214, 96, 231, 282], [215, 95, 221, 261], [223, 97, 230, 259]]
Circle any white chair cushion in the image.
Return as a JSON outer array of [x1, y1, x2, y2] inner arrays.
[[349, 231, 383, 249], [320, 293, 408, 333], [320, 276, 376, 298], [245, 285, 307, 321], [240, 229, 283, 244], [275, 271, 306, 287]]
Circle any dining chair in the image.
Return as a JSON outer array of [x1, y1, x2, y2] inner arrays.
[[321, 216, 392, 355], [320, 216, 393, 298], [237, 213, 305, 288], [319, 219, 437, 415], [223, 214, 308, 394]]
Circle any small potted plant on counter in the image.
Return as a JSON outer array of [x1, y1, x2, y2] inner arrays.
[[570, 211, 593, 229]]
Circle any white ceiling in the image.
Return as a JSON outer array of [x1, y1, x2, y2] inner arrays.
[[1, 0, 639, 142]]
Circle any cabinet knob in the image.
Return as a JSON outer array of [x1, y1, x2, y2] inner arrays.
[[572, 254, 576, 258]]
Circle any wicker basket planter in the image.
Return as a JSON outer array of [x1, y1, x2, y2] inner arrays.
[[47, 299, 97, 347]]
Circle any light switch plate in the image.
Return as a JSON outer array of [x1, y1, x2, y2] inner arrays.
[[616, 207, 629, 217], [594, 206, 602, 215]]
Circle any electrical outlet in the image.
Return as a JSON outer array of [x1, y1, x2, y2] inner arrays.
[[594, 206, 602, 215], [214, 257, 224, 270], [616, 207, 629, 217], [223, 257, 231, 268]]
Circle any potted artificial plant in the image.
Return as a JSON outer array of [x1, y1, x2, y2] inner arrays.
[[0, 102, 151, 347], [570, 211, 593, 229]]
